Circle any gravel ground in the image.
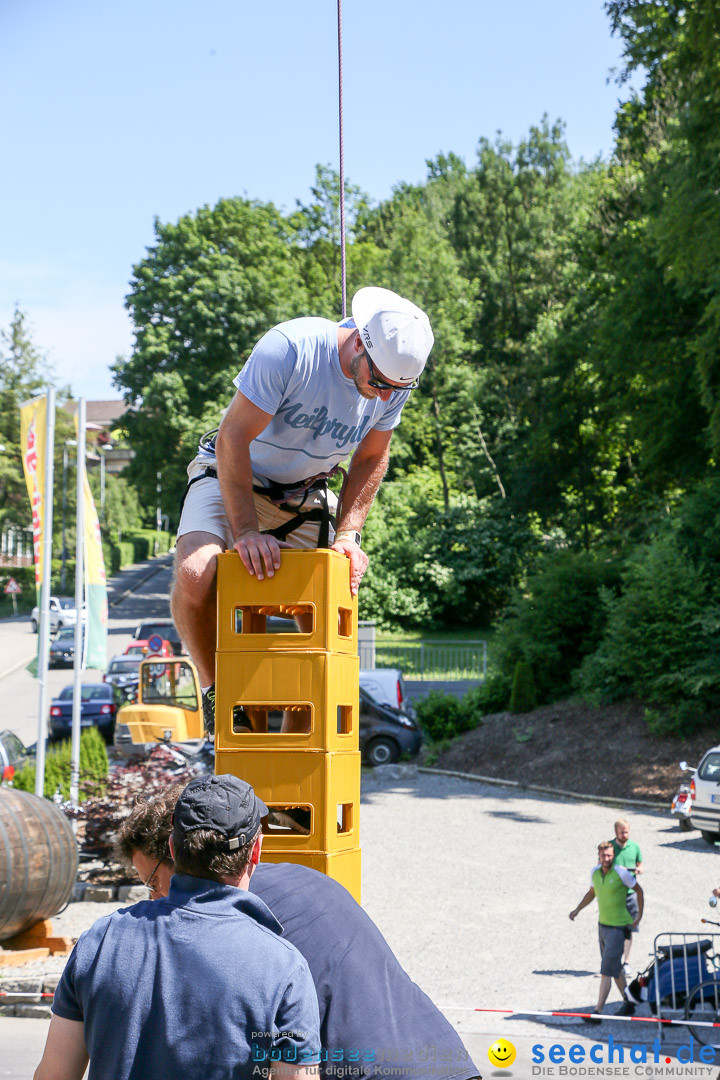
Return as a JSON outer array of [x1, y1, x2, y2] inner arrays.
[[5, 769, 720, 1075]]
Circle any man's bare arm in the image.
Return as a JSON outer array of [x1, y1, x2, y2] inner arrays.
[[569, 887, 595, 920], [632, 882, 644, 927], [331, 427, 392, 595], [215, 391, 287, 579], [34, 1015, 89, 1080]]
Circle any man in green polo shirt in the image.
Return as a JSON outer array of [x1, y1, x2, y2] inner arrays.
[[612, 818, 643, 976], [569, 840, 644, 1021]]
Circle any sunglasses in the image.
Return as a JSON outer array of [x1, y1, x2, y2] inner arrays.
[[365, 351, 419, 392]]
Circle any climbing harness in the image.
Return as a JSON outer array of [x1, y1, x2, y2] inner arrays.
[[179, 429, 346, 548]]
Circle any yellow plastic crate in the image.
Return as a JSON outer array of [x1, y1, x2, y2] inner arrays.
[[216, 550, 357, 655], [214, 748, 360, 853], [260, 848, 361, 903], [215, 651, 359, 752]]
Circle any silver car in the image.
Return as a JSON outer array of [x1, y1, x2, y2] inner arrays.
[[689, 746, 720, 844]]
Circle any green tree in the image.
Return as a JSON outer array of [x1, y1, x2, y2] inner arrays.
[[116, 197, 311, 516]]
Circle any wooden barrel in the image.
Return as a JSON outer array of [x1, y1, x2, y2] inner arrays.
[[0, 788, 77, 941]]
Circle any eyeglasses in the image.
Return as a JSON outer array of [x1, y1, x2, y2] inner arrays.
[[365, 351, 419, 392], [140, 858, 164, 894]]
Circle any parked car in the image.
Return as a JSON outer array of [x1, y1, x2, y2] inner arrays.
[[124, 639, 174, 659], [132, 619, 183, 656], [0, 729, 31, 783], [104, 655, 142, 699], [49, 683, 120, 743], [357, 685, 422, 766], [359, 668, 414, 716], [688, 746, 720, 844], [49, 627, 83, 668], [30, 596, 86, 634]]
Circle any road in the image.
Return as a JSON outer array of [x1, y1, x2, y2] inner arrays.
[[3, 560, 720, 1078], [0, 555, 174, 748]]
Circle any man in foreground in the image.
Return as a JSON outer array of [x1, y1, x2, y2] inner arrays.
[[116, 785, 481, 1080], [569, 839, 644, 1021], [171, 287, 434, 731], [611, 817, 644, 975], [34, 776, 320, 1080]]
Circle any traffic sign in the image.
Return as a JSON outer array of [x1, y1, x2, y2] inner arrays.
[[4, 578, 22, 595], [147, 633, 163, 653]]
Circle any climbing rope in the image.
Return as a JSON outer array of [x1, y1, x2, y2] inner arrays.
[[337, 0, 347, 317]]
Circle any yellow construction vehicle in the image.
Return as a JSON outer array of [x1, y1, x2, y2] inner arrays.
[[117, 656, 204, 745]]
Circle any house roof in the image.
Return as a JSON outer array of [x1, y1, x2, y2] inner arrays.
[[64, 400, 129, 428]]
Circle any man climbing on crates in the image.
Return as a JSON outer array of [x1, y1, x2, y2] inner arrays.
[[171, 286, 434, 734]]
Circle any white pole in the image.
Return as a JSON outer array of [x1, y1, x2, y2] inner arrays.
[[70, 400, 86, 811], [34, 385, 56, 798]]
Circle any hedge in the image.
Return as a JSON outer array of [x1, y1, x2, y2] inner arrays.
[[12, 727, 109, 801]]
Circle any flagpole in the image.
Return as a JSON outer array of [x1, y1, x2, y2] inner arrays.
[[70, 399, 86, 811], [34, 385, 56, 798]]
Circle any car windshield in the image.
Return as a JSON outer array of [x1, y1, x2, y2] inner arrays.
[[56, 629, 75, 641], [125, 646, 146, 656], [141, 660, 198, 710], [57, 599, 76, 610], [138, 623, 178, 640], [58, 685, 110, 701], [1, 732, 24, 758], [110, 660, 140, 674], [698, 752, 720, 782]]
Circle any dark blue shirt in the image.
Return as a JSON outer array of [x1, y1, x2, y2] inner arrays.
[[52, 874, 320, 1080], [250, 863, 478, 1080]]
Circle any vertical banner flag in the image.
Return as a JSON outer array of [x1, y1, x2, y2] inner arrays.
[[20, 395, 47, 593], [74, 417, 108, 669]]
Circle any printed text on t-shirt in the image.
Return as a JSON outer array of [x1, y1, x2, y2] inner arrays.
[[277, 400, 373, 449]]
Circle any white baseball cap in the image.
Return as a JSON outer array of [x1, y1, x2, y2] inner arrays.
[[351, 286, 434, 384]]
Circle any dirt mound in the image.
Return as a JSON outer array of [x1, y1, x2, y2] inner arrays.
[[428, 699, 714, 802]]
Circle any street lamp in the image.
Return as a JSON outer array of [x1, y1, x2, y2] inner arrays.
[[99, 443, 113, 520], [60, 439, 77, 593], [156, 471, 162, 533]]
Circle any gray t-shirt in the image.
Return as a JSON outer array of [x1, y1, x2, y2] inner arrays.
[[197, 316, 409, 487]]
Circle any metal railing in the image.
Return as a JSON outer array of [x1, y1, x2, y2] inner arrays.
[[368, 639, 487, 682]]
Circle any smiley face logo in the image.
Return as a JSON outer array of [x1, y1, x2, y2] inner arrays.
[[487, 1039, 516, 1069]]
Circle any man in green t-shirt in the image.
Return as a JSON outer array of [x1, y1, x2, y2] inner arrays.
[[569, 840, 644, 1021], [612, 818, 643, 975]]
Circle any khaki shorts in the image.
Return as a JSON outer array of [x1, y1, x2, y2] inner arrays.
[[176, 467, 337, 551]]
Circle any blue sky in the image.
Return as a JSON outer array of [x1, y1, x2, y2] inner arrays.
[[1, 0, 632, 401]]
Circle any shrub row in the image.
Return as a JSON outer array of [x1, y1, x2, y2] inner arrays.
[[12, 727, 109, 802], [105, 529, 174, 572]]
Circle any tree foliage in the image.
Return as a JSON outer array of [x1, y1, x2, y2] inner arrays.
[[105, 0, 720, 742]]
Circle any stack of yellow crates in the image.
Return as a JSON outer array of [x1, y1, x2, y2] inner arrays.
[[214, 549, 361, 901]]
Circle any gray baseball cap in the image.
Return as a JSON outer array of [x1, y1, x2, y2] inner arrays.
[[172, 774, 268, 852]]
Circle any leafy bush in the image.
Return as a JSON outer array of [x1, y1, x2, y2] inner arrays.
[[578, 532, 720, 734], [13, 727, 109, 801], [415, 691, 464, 741], [415, 683, 493, 742], [105, 539, 136, 572], [510, 660, 537, 713], [462, 671, 511, 716], [494, 549, 623, 704]]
